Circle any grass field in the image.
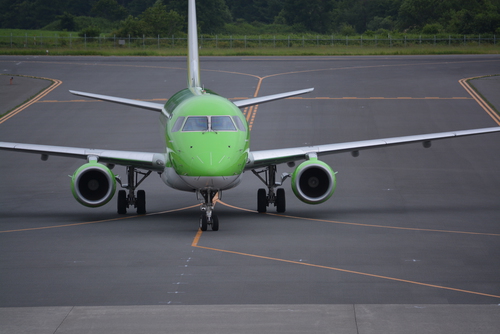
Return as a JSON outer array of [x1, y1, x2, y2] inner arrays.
[[0, 45, 499, 57], [0, 29, 498, 56]]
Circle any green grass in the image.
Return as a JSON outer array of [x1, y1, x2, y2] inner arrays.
[[0, 45, 498, 57], [1, 28, 498, 56]]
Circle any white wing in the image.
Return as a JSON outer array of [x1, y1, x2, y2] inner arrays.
[[246, 127, 500, 170], [0, 142, 165, 171]]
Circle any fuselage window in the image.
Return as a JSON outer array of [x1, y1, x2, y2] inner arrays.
[[182, 116, 208, 131], [212, 116, 236, 131]]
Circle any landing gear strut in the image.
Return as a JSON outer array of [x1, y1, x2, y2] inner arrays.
[[198, 189, 219, 231], [117, 166, 151, 214], [252, 165, 289, 213]]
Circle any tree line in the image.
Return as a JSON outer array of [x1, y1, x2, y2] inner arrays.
[[1, 0, 499, 36]]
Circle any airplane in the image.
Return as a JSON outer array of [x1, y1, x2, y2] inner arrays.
[[1, 0, 500, 232]]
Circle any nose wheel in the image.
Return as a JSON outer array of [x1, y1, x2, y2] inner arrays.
[[199, 212, 219, 231], [198, 190, 220, 231]]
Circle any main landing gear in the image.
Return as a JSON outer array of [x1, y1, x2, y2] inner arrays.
[[252, 165, 289, 213], [198, 189, 219, 231], [117, 166, 151, 215]]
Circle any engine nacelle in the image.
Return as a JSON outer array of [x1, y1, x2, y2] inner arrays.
[[291, 159, 336, 204], [71, 162, 116, 207]]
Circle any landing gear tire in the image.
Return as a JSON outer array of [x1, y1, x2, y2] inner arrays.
[[211, 214, 219, 231], [136, 190, 146, 214], [200, 214, 208, 231], [276, 188, 286, 213], [117, 190, 127, 214], [257, 188, 267, 213]]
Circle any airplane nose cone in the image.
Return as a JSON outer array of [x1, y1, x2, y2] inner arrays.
[[171, 148, 247, 177], [189, 151, 239, 176]]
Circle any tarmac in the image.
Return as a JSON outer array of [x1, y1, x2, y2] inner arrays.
[[1, 55, 500, 333], [0, 74, 51, 115]]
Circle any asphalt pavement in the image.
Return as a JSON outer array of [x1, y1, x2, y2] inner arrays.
[[1, 55, 500, 333]]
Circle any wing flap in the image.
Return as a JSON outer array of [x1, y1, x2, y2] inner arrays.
[[70, 90, 165, 112], [0, 142, 166, 171], [246, 127, 500, 169]]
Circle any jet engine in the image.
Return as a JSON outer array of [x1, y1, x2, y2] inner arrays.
[[71, 162, 116, 207], [291, 159, 336, 204]]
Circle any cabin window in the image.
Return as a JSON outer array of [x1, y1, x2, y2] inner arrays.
[[212, 116, 236, 131], [182, 116, 209, 131]]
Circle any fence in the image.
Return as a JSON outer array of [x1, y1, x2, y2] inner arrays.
[[1, 34, 498, 50]]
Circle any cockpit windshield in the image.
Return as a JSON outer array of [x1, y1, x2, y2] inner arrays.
[[211, 116, 236, 131], [181, 115, 241, 132], [182, 116, 209, 131]]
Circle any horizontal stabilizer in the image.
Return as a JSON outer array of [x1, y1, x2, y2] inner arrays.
[[233, 88, 314, 108], [70, 90, 164, 112]]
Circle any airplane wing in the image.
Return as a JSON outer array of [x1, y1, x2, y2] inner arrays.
[[233, 88, 314, 108], [70, 90, 165, 112], [246, 127, 500, 170], [0, 142, 166, 172]]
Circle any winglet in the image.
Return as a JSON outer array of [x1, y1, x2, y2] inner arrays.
[[188, 0, 201, 89]]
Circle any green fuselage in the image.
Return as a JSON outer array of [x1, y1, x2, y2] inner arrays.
[[159, 88, 250, 192]]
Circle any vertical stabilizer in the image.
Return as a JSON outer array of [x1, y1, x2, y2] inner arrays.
[[188, 0, 201, 89]]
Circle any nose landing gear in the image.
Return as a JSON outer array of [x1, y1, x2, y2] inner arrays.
[[198, 189, 219, 231]]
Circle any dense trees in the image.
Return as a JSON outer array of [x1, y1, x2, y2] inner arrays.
[[0, 0, 498, 35]]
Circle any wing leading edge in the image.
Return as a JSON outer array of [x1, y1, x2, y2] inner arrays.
[[0, 142, 166, 172], [246, 127, 500, 170]]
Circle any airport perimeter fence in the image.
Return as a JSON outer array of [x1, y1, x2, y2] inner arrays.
[[0, 34, 498, 50]]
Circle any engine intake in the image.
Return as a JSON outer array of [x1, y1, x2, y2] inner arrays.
[[71, 162, 116, 207], [291, 159, 336, 204]]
